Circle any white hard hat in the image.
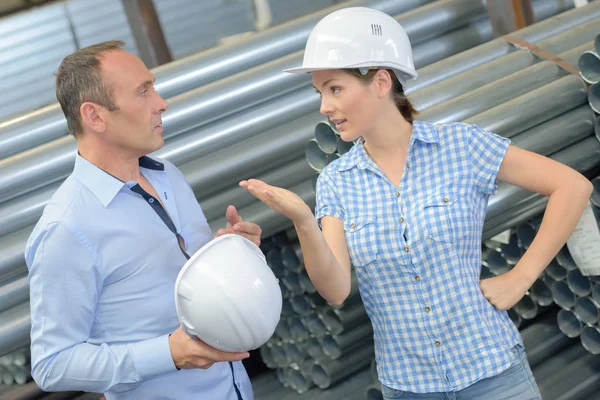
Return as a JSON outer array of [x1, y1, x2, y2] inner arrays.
[[174, 234, 282, 352], [284, 7, 417, 85]]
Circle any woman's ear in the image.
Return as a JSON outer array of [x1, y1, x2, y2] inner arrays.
[[374, 69, 393, 98]]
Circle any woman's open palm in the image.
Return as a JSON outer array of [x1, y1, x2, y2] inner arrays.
[[240, 179, 314, 224]]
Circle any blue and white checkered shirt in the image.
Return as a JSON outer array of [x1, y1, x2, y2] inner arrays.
[[315, 120, 522, 393]]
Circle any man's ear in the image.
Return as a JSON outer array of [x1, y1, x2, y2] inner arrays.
[[80, 102, 107, 133]]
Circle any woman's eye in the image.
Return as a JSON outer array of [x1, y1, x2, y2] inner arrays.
[[332, 87, 341, 94]]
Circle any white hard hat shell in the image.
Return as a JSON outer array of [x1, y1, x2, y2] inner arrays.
[[174, 234, 282, 352], [284, 7, 417, 85]]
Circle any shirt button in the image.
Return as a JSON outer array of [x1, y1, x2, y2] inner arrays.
[[443, 197, 450, 203], [400, 217, 405, 223], [415, 276, 420, 281], [406, 162, 411, 168], [149, 198, 155, 203], [350, 223, 355, 229], [435, 341, 441, 347], [404, 246, 410, 253], [395, 192, 400, 197], [425, 307, 431, 313]]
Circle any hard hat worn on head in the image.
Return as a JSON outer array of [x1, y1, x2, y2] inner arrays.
[[284, 7, 418, 85], [174, 234, 282, 352]]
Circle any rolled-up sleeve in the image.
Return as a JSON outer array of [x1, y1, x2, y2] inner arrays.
[[315, 169, 345, 224], [466, 124, 511, 195]]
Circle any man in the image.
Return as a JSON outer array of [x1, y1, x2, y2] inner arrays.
[[25, 40, 261, 400]]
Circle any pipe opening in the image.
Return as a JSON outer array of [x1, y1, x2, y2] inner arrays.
[[291, 295, 311, 316], [281, 246, 300, 270], [320, 308, 343, 334], [530, 280, 553, 306], [486, 250, 510, 275], [567, 269, 592, 297], [311, 364, 330, 389], [581, 326, 600, 355], [588, 83, 600, 114], [305, 140, 328, 172], [289, 368, 312, 394], [514, 295, 538, 320], [508, 308, 522, 328], [315, 122, 338, 154], [556, 246, 578, 271], [592, 283, 600, 306], [574, 296, 599, 325], [305, 337, 324, 359], [546, 260, 567, 281], [299, 269, 316, 294], [321, 335, 341, 359], [517, 224, 536, 250], [289, 318, 309, 341], [591, 176, 600, 208], [578, 51, 600, 84], [557, 309, 582, 338], [552, 281, 576, 309]]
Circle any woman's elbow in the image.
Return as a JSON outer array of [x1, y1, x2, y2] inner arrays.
[[573, 174, 594, 202], [327, 285, 352, 307]]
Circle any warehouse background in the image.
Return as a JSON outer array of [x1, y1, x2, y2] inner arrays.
[[0, 0, 599, 399]]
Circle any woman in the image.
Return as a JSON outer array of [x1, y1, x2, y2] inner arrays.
[[240, 7, 592, 400]]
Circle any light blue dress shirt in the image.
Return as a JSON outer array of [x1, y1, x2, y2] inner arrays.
[[316, 121, 522, 393], [25, 154, 253, 400]]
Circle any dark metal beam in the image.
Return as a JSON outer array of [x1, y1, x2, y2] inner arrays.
[[121, 0, 172, 68], [486, 0, 535, 37]]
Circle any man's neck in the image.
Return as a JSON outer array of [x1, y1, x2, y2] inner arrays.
[[78, 140, 144, 183]]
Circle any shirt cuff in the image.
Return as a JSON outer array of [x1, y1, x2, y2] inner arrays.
[[129, 334, 178, 380]]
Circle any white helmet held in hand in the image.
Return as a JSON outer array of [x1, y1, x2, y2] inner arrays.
[[284, 7, 418, 85], [174, 234, 282, 352]]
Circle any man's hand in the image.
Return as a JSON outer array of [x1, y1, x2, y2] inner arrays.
[[216, 205, 261, 246], [169, 328, 249, 370]]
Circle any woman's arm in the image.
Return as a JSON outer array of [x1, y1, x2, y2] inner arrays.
[[481, 145, 593, 309], [240, 179, 352, 305]]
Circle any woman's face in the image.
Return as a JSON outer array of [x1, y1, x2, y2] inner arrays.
[[312, 69, 381, 143]]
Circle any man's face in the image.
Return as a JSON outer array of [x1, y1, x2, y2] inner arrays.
[[99, 50, 169, 157]]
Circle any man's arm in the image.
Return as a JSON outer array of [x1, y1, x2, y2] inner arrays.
[[26, 222, 177, 393]]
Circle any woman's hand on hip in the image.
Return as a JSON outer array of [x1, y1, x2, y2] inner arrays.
[[480, 269, 532, 310]]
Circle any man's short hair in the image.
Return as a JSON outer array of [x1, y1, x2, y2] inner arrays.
[[55, 40, 125, 137]]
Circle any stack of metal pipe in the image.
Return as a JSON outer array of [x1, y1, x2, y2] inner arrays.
[[3, 0, 573, 359], [481, 226, 555, 329], [549, 177, 600, 356], [257, 229, 375, 395], [581, 33, 600, 115], [0, 347, 30, 392]]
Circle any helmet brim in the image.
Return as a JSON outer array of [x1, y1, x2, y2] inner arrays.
[[283, 64, 418, 82]]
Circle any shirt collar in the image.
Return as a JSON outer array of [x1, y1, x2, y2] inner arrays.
[[73, 154, 165, 208], [333, 120, 439, 172]]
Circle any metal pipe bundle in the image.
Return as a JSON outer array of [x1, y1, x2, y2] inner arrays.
[[255, 232, 377, 395], [582, 33, 600, 114], [0, 0, 437, 160]]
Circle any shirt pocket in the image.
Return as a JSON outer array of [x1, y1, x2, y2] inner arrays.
[[343, 215, 379, 267], [422, 191, 471, 242]]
